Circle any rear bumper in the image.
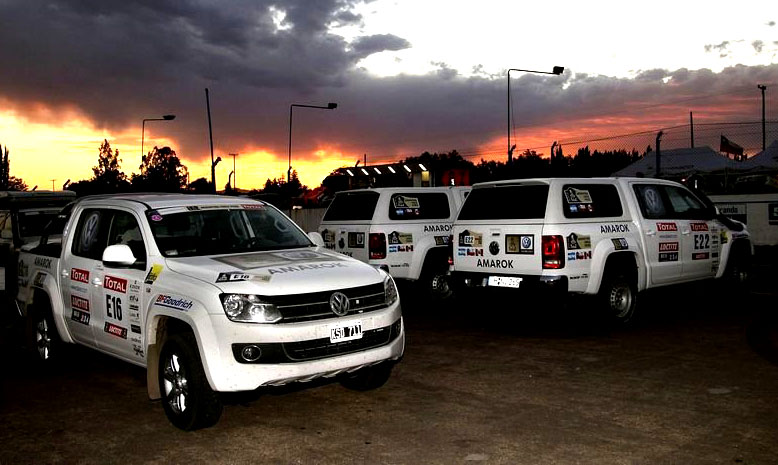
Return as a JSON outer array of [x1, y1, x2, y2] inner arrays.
[[451, 271, 568, 294]]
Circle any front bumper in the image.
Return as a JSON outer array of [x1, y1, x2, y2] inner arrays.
[[200, 301, 404, 392]]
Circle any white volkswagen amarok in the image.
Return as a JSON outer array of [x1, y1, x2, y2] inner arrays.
[[17, 194, 404, 430]]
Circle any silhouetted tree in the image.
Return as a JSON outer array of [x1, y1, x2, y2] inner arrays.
[[91, 139, 130, 193], [131, 146, 188, 192], [188, 177, 212, 194], [0, 143, 28, 191]]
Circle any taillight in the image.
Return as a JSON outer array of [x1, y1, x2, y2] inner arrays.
[[369, 233, 386, 260], [542, 235, 565, 269], [447, 234, 454, 266]]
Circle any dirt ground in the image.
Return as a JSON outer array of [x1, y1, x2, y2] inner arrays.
[[1, 275, 777, 464]]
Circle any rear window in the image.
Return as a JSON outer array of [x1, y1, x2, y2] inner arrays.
[[562, 184, 623, 218], [388, 193, 450, 220], [323, 191, 380, 221], [458, 184, 549, 220]]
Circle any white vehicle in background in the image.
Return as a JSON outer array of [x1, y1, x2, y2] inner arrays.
[[450, 177, 752, 323], [319, 186, 470, 299], [17, 194, 404, 430]]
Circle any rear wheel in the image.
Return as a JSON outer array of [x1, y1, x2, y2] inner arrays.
[[599, 272, 637, 324], [158, 332, 223, 430], [419, 252, 453, 301], [340, 363, 394, 391], [26, 301, 60, 364]]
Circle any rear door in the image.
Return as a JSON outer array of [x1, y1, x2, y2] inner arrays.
[[319, 191, 379, 262], [453, 183, 549, 278]]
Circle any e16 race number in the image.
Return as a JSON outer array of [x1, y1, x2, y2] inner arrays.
[[106, 295, 122, 321]]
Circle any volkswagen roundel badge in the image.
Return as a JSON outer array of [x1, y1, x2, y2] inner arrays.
[[329, 292, 350, 316], [489, 241, 500, 255]]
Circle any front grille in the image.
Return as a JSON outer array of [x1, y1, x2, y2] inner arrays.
[[232, 318, 402, 364], [263, 282, 386, 322]]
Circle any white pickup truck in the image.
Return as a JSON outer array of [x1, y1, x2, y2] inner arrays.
[[450, 177, 752, 323], [17, 194, 404, 430]]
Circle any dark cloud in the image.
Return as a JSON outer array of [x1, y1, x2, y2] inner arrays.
[[753, 40, 764, 52], [768, 21, 776, 27], [349, 34, 410, 58], [1, 0, 777, 171], [704, 41, 730, 54]]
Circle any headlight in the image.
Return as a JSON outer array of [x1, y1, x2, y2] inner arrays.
[[220, 294, 282, 323], [384, 276, 398, 306]]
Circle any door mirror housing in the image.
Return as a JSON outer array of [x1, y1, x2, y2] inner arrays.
[[102, 244, 137, 266], [307, 231, 325, 247]]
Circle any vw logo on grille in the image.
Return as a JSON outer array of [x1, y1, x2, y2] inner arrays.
[[329, 292, 350, 316]]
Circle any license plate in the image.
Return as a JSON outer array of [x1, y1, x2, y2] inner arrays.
[[330, 320, 363, 343], [487, 276, 522, 288]]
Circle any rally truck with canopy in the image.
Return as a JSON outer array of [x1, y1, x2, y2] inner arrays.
[[319, 186, 470, 299], [450, 177, 752, 323], [17, 194, 404, 430]]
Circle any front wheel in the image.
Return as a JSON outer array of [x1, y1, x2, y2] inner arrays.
[[599, 273, 637, 325], [158, 332, 223, 430], [340, 363, 394, 391]]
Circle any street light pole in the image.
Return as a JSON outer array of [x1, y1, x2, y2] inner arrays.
[[287, 102, 338, 186], [507, 66, 564, 163], [141, 114, 176, 161], [229, 153, 239, 190], [758, 84, 767, 152]]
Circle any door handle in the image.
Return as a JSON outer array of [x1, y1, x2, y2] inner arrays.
[[645, 230, 656, 236], [61, 270, 69, 278], [681, 230, 690, 235], [92, 277, 102, 286]]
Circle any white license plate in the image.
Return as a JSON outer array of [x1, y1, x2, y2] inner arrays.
[[487, 276, 523, 288], [330, 320, 363, 343]]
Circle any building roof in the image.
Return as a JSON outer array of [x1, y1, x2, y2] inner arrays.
[[611, 146, 742, 177], [741, 139, 778, 171]]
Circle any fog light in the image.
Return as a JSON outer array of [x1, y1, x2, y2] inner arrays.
[[241, 345, 262, 362]]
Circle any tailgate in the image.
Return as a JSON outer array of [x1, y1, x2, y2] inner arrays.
[[320, 224, 370, 262], [453, 222, 544, 274]]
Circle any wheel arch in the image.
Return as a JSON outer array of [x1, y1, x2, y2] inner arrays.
[[146, 315, 197, 400], [589, 251, 640, 294]]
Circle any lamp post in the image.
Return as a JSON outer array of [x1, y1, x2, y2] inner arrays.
[[229, 153, 239, 190], [141, 114, 176, 160], [758, 84, 767, 152], [288, 102, 337, 188], [507, 66, 564, 162]]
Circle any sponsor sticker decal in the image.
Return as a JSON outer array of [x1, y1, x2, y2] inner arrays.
[[267, 262, 348, 274], [104, 322, 128, 339], [71, 268, 89, 283], [659, 242, 679, 252], [131, 324, 142, 334], [144, 264, 163, 285], [504, 235, 535, 255], [611, 238, 629, 250], [348, 232, 365, 248], [71, 295, 90, 312], [659, 252, 679, 262], [458, 230, 483, 248], [392, 196, 420, 209], [388, 231, 413, 245], [690, 222, 709, 232], [656, 222, 678, 232], [154, 295, 194, 311], [104, 276, 128, 293], [692, 252, 710, 260], [566, 233, 591, 250], [71, 309, 90, 325], [564, 187, 593, 204], [32, 272, 46, 288], [216, 272, 252, 283], [434, 235, 450, 246]]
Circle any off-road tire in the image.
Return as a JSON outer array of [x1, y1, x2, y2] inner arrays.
[[158, 332, 223, 430], [26, 300, 61, 364], [599, 272, 637, 325]]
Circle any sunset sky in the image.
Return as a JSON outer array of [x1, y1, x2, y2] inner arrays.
[[1, 0, 776, 191]]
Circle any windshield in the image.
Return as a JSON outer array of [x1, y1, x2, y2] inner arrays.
[[147, 205, 312, 257]]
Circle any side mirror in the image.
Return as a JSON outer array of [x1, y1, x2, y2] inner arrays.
[[307, 231, 325, 247], [102, 244, 136, 266]]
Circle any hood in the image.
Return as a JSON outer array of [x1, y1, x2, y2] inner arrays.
[[164, 247, 385, 295]]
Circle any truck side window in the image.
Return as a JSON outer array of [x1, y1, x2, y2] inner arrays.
[[388, 193, 450, 220], [665, 186, 709, 220], [633, 185, 669, 219], [72, 209, 111, 261], [107, 211, 147, 264], [562, 184, 623, 218]]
